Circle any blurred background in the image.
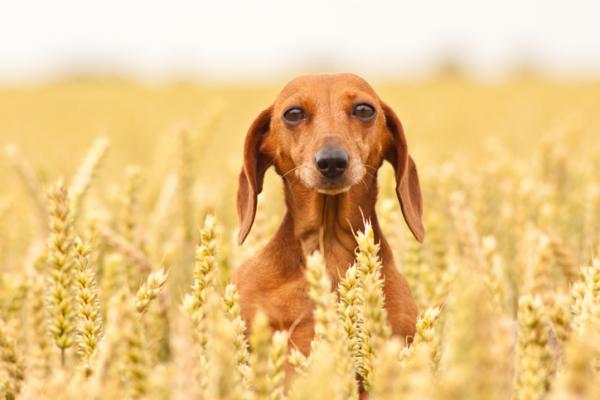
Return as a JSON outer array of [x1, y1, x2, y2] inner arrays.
[[2, 0, 600, 82]]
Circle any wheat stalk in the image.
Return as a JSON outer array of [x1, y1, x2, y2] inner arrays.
[[354, 222, 391, 389], [337, 263, 362, 371], [3, 144, 47, 232], [223, 283, 251, 385], [72, 236, 103, 375], [248, 312, 272, 400], [177, 125, 195, 243], [268, 331, 288, 400], [570, 259, 600, 336], [69, 137, 109, 222], [135, 268, 168, 314], [205, 289, 245, 400], [305, 251, 358, 398], [26, 273, 52, 378], [46, 180, 75, 364], [514, 294, 555, 400], [0, 320, 25, 399], [182, 215, 220, 345], [99, 225, 153, 277], [117, 292, 150, 400]]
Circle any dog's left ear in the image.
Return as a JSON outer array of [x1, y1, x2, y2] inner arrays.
[[381, 101, 425, 242], [237, 105, 273, 245]]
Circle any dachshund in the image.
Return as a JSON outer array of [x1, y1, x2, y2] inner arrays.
[[233, 73, 423, 359]]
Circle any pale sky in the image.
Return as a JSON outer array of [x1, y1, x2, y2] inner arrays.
[[1, 0, 599, 82]]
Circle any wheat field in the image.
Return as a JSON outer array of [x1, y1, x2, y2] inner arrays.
[[1, 76, 600, 399]]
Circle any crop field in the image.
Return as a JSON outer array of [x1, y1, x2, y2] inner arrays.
[[0, 77, 600, 399]]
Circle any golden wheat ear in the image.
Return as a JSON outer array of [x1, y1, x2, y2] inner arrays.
[[46, 179, 75, 364], [72, 236, 102, 375]]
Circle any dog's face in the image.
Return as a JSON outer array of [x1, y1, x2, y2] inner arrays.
[[262, 74, 391, 195], [237, 73, 424, 245]]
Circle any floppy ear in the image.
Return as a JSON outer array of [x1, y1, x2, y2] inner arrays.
[[237, 106, 273, 245], [381, 101, 425, 242]]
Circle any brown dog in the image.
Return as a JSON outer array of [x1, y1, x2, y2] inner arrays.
[[233, 73, 423, 357]]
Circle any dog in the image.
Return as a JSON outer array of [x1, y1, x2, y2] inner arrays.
[[233, 73, 423, 358]]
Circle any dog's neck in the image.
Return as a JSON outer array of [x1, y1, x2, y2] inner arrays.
[[278, 174, 384, 281]]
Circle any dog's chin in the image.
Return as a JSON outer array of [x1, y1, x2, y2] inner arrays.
[[314, 178, 357, 195], [316, 186, 351, 195]]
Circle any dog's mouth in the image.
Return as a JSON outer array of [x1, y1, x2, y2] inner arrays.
[[296, 160, 366, 195]]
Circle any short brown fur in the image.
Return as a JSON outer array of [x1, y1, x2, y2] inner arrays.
[[233, 73, 423, 358]]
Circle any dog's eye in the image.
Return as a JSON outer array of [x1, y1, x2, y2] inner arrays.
[[283, 107, 307, 125], [352, 103, 376, 121]]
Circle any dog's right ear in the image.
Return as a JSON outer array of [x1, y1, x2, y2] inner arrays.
[[237, 105, 273, 245]]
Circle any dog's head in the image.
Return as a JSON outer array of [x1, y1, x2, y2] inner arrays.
[[237, 73, 423, 244]]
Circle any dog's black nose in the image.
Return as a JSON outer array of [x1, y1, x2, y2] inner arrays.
[[315, 147, 349, 178]]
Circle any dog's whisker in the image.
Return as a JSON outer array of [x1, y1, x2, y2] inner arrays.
[[282, 164, 303, 178], [359, 177, 369, 190], [363, 170, 376, 180], [362, 163, 378, 172]]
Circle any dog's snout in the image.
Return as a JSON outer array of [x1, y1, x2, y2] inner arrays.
[[315, 147, 349, 178]]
